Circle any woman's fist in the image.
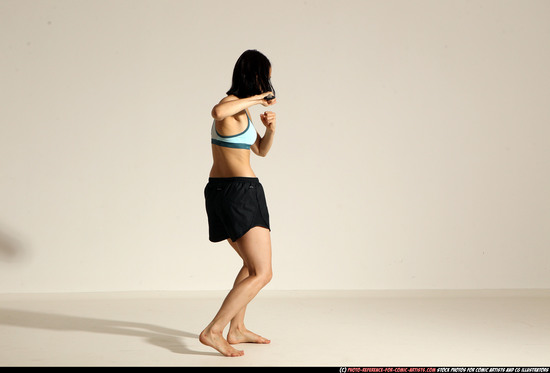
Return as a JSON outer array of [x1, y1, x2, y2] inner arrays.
[[260, 111, 276, 131]]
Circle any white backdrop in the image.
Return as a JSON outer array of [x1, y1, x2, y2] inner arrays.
[[1, 0, 549, 293]]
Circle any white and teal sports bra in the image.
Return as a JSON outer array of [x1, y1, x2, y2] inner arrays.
[[211, 111, 257, 150]]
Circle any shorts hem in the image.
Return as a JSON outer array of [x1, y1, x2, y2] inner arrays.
[[231, 224, 271, 242], [209, 224, 271, 243]]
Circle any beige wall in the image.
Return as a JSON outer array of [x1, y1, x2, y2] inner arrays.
[[1, 0, 549, 292]]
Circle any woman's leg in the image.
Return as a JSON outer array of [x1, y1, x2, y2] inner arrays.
[[199, 226, 272, 356], [226, 239, 249, 329], [226, 239, 271, 344]]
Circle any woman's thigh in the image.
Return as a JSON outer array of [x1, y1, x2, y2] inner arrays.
[[227, 238, 243, 261], [235, 226, 272, 277]]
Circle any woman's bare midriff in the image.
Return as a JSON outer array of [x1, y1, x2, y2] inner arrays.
[[209, 144, 256, 178]]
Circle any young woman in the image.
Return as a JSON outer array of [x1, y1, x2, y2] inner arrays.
[[199, 50, 277, 357]]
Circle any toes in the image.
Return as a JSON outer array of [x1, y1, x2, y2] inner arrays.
[[256, 335, 270, 344]]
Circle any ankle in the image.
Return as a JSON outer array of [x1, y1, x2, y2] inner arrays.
[[203, 324, 224, 336], [229, 324, 246, 333]]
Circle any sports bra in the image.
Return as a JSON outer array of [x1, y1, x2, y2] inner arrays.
[[211, 110, 257, 150]]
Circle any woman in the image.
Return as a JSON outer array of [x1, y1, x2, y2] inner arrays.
[[199, 49, 277, 357]]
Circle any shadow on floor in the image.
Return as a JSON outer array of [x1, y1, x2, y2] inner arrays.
[[0, 226, 26, 263], [0, 308, 219, 357]]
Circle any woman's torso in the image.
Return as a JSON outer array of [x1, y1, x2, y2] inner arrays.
[[209, 109, 257, 178]]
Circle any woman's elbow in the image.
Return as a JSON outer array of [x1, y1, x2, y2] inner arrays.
[[258, 150, 268, 157], [252, 147, 267, 157], [211, 106, 223, 121]]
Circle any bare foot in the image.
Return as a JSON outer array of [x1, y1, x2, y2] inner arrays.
[[200, 328, 244, 357], [227, 327, 271, 344]]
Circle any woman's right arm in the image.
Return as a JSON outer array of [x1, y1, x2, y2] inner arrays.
[[211, 93, 276, 121]]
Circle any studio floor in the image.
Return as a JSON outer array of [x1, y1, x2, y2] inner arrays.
[[1, 289, 549, 367]]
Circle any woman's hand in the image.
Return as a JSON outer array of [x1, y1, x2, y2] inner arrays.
[[260, 111, 276, 131], [256, 92, 277, 107]]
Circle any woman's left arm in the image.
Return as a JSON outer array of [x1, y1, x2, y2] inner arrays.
[[251, 111, 276, 157]]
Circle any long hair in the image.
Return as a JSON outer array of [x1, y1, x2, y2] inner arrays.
[[226, 49, 275, 99]]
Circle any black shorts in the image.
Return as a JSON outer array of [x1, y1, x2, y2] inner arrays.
[[204, 177, 270, 242]]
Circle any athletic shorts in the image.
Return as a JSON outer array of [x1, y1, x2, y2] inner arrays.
[[204, 177, 270, 242]]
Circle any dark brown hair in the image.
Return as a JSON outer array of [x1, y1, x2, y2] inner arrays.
[[226, 49, 275, 99]]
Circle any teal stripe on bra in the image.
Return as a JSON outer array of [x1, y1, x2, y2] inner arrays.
[[211, 138, 251, 149]]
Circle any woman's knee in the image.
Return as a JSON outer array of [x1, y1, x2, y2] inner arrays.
[[247, 268, 271, 288], [258, 268, 273, 287]]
